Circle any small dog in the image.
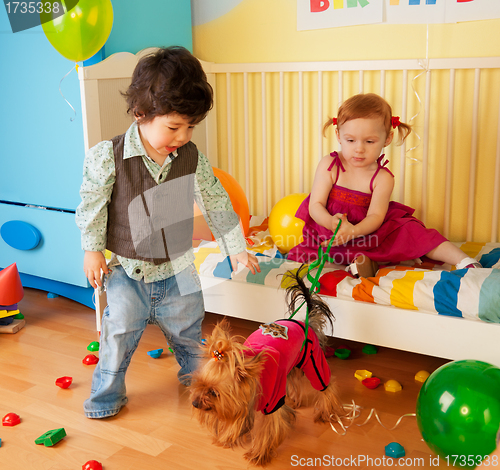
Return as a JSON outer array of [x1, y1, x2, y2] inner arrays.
[[189, 266, 344, 466]]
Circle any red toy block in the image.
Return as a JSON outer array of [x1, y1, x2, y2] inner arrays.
[[362, 377, 381, 389], [82, 460, 103, 470], [2, 412, 21, 426], [55, 376, 73, 389], [83, 354, 99, 365], [0, 263, 24, 305]]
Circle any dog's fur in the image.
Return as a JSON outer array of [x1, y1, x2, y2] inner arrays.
[[189, 266, 344, 466]]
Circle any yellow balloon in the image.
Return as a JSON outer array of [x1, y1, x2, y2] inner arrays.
[[269, 193, 307, 254], [41, 0, 114, 63]]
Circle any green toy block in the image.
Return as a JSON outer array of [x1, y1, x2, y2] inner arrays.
[[87, 341, 100, 352], [362, 344, 378, 355], [35, 428, 66, 446]]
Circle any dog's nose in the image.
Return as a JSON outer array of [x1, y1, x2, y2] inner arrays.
[[192, 400, 200, 409]]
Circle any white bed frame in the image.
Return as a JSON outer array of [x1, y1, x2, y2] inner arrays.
[[79, 50, 500, 368]]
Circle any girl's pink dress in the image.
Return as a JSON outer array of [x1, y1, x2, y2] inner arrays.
[[287, 152, 447, 265]]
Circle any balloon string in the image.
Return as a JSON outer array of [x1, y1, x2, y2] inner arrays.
[[59, 65, 77, 122], [329, 400, 416, 436], [406, 24, 430, 164]]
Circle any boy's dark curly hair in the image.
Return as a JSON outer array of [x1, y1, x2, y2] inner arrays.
[[122, 46, 213, 125]]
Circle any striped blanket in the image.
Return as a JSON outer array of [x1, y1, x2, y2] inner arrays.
[[193, 217, 500, 323]]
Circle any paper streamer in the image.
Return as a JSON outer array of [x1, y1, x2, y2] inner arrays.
[[329, 400, 416, 435]]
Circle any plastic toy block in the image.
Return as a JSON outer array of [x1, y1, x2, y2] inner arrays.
[[13, 312, 24, 319], [2, 413, 20, 426], [384, 379, 402, 392], [82, 354, 99, 365], [415, 370, 430, 383], [355, 369, 372, 381], [147, 348, 163, 358], [201, 338, 207, 345], [0, 315, 14, 324], [35, 428, 66, 447], [334, 348, 351, 360], [0, 309, 20, 319], [47, 293, 59, 299], [0, 438, 2, 447], [385, 442, 405, 458], [362, 344, 378, 354], [0, 263, 24, 305], [87, 341, 100, 352], [324, 346, 336, 357], [362, 377, 381, 389], [55, 376, 73, 389], [82, 460, 103, 470]]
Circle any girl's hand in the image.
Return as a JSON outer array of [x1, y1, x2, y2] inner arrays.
[[229, 251, 261, 275], [83, 251, 109, 288], [321, 214, 355, 247]]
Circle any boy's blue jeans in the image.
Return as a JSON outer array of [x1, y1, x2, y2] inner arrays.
[[83, 264, 205, 419]]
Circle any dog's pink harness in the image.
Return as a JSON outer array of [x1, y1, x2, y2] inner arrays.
[[244, 319, 331, 415]]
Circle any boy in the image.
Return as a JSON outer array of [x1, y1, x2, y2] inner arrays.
[[76, 46, 260, 419]]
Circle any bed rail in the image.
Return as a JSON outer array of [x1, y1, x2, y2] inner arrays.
[[201, 57, 500, 244]]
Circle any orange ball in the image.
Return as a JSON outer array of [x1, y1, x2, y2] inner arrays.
[[193, 168, 250, 240]]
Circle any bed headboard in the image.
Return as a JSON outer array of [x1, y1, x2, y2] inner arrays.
[[79, 52, 500, 244]]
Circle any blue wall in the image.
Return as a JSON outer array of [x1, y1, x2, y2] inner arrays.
[[0, 0, 193, 211], [105, 0, 193, 55]]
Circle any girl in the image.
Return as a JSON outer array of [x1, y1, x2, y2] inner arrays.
[[287, 93, 481, 277]]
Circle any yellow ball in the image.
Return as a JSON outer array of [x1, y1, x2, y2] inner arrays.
[[269, 193, 307, 254]]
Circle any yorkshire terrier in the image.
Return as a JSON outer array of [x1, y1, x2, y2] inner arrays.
[[189, 266, 344, 466]]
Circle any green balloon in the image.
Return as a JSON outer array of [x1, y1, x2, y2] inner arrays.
[[41, 0, 113, 63], [416, 360, 500, 467]]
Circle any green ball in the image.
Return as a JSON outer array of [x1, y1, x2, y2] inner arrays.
[[416, 360, 500, 467]]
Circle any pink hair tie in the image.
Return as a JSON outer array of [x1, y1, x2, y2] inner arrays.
[[391, 116, 401, 129]]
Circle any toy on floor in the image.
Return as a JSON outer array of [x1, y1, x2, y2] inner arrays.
[[384, 380, 402, 392], [147, 348, 163, 359], [2, 413, 20, 426], [362, 344, 378, 354], [417, 360, 500, 464], [355, 370, 372, 381], [83, 354, 99, 365], [385, 442, 405, 458], [35, 428, 66, 446], [362, 377, 381, 389], [82, 460, 103, 470], [414, 370, 430, 382], [87, 341, 100, 352], [334, 348, 351, 359], [189, 267, 344, 466], [55, 376, 73, 389], [0, 263, 25, 333]]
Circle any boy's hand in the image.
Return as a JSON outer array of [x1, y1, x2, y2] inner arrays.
[[229, 251, 261, 275], [83, 251, 109, 288]]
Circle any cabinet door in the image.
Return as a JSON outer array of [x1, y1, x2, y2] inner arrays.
[[0, 204, 88, 287], [0, 18, 85, 211]]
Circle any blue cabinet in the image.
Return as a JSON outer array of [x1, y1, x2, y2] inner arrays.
[[0, 2, 193, 309]]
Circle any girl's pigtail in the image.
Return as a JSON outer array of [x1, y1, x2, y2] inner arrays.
[[322, 117, 337, 137], [391, 116, 412, 145]]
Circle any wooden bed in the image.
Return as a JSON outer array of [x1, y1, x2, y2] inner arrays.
[[78, 49, 500, 368]]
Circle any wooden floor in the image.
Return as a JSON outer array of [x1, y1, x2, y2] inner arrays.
[[0, 287, 454, 469]]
